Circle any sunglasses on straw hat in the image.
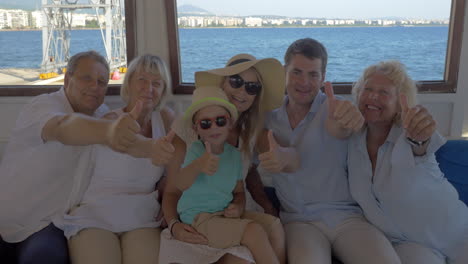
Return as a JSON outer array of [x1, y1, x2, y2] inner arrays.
[[228, 74, 262, 96]]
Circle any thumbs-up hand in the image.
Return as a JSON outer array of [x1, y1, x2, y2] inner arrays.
[[106, 101, 142, 153], [151, 130, 176, 166], [223, 202, 242, 218], [259, 130, 284, 173], [198, 142, 219, 175], [400, 94, 436, 142], [325, 82, 364, 133]]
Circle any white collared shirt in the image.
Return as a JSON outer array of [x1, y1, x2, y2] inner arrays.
[[348, 125, 468, 259], [0, 88, 108, 242]]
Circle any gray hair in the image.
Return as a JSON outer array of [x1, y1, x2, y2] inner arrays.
[[67, 50, 109, 77], [121, 54, 172, 111]]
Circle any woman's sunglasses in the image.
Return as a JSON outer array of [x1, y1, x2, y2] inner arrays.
[[196, 115, 229, 130], [228, 75, 262, 96]]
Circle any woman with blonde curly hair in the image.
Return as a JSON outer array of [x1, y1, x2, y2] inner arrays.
[[348, 60, 468, 264]]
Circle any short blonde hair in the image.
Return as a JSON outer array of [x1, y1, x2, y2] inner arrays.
[[120, 54, 172, 111], [352, 60, 418, 112]]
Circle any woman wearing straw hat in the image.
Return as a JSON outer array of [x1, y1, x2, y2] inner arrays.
[[161, 54, 296, 264]]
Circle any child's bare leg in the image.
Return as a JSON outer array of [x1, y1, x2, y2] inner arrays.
[[240, 222, 279, 264]]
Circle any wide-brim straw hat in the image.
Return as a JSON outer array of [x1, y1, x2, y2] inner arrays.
[[182, 86, 238, 133], [195, 54, 285, 111]]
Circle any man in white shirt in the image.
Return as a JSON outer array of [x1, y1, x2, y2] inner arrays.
[[0, 50, 144, 264]]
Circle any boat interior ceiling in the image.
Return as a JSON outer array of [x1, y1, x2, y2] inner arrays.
[[1, 0, 468, 158]]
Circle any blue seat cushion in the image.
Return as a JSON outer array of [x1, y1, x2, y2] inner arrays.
[[435, 140, 468, 205]]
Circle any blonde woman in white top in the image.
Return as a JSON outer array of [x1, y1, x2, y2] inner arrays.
[[60, 54, 175, 264]]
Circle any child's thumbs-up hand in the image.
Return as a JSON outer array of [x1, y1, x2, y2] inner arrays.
[[198, 142, 219, 175]]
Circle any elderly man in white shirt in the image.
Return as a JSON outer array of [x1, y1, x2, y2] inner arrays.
[[0, 50, 151, 264]]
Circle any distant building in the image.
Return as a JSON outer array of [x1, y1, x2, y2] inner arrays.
[[11, 9, 29, 28], [0, 10, 8, 29], [71, 13, 87, 27], [300, 19, 310, 26], [269, 19, 285, 25], [219, 17, 242, 27], [0, 9, 29, 29], [31, 10, 43, 28], [245, 17, 262, 27]]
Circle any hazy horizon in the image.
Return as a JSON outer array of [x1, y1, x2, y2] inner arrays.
[[177, 0, 451, 20]]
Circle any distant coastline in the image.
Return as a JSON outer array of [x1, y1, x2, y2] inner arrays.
[[0, 24, 448, 32], [178, 24, 448, 29]]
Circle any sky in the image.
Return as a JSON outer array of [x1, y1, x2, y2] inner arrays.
[[177, 0, 451, 19]]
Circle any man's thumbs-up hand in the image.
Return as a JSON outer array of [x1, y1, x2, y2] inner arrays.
[[259, 130, 285, 173], [325, 82, 364, 134]]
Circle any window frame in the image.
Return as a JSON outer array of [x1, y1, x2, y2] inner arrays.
[[0, 0, 464, 96], [0, 0, 137, 97], [165, 0, 466, 95]]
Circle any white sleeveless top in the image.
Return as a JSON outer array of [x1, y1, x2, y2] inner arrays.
[[60, 110, 166, 238]]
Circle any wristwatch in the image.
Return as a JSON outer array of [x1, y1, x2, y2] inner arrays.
[[168, 218, 181, 236], [406, 137, 429, 147]]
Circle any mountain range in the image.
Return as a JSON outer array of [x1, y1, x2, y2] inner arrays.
[[178, 4, 212, 15]]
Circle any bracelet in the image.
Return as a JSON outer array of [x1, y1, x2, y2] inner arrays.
[[168, 218, 181, 236], [406, 137, 430, 147]]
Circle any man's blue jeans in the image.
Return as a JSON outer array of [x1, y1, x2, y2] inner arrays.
[[0, 223, 69, 264]]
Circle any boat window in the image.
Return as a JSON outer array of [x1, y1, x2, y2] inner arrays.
[[167, 0, 463, 94]]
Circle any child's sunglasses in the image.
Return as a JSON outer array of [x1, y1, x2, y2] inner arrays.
[[196, 115, 229, 130], [228, 75, 262, 96]]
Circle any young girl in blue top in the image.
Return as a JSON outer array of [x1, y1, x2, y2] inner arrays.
[[172, 85, 280, 264]]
